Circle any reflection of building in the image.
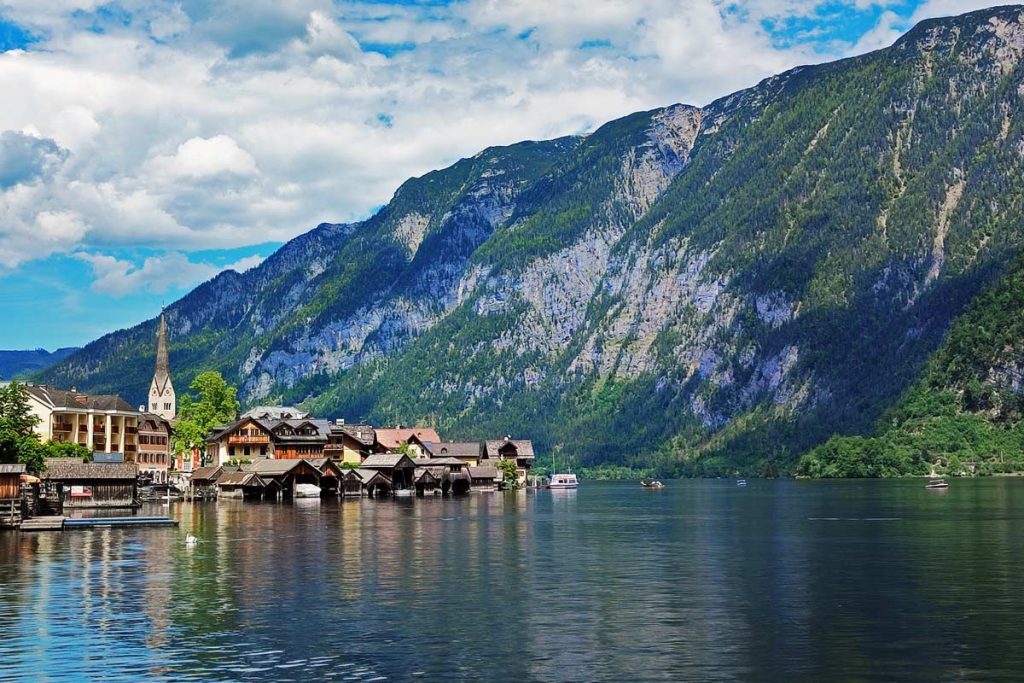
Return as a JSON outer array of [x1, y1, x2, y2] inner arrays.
[[148, 314, 176, 420], [26, 385, 140, 457], [137, 413, 172, 483]]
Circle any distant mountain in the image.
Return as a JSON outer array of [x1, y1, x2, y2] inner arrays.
[[41, 6, 1024, 475], [1, 348, 79, 380]]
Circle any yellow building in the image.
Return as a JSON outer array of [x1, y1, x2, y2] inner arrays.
[[26, 385, 141, 458]]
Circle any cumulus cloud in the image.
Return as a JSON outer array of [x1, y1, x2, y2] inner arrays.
[[0, 0, 945, 281], [75, 250, 265, 297], [0, 130, 68, 188]]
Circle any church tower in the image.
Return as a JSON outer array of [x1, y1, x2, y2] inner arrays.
[[149, 313, 176, 420]]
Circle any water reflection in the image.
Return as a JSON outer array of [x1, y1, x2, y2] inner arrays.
[[2, 480, 1024, 680]]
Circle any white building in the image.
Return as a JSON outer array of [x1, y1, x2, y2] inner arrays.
[[26, 385, 141, 457]]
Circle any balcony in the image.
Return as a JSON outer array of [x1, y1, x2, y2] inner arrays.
[[125, 445, 137, 453], [228, 435, 270, 444], [126, 427, 137, 434], [52, 424, 73, 433]]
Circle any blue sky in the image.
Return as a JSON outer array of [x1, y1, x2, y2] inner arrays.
[[0, 0, 1002, 349]]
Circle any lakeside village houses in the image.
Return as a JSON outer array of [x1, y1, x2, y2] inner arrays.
[[17, 313, 535, 507]]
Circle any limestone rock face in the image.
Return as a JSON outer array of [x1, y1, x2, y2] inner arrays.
[[43, 6, 1024, 474]]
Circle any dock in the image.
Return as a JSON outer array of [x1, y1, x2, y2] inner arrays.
[[20, 516, 178, 531], [20, 516, 66, 531]]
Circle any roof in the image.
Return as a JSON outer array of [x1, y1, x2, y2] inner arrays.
[[484, 439, 535, 459], [425, 457, 468, 467], [414, 466, 446, 482], [0, 463, 26, 474], [330, 423, 376, 446], [207, 416, 274, 442], [270, 419, 330, 443], [468, 466, 498, 479], [190, 465, 223, 483], [354, 468, 391, 485], [42, 459, 139, 480], [374, 427, 441, 450], [139, 413, 173, 431], [433, 442, 482, 458], [217, 471, 263, 487], [361, 453, 416, 469], [26, 385, 137, 414], [244, 458, 318, 476], [242, 406, 310, 420], [306, 458, 342, 475]]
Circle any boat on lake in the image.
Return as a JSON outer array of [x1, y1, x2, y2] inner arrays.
[[736, 479, 747, 487], [640, 479, 665, 489], [925, 479, 949, 490], [548, 473, 579, 489]]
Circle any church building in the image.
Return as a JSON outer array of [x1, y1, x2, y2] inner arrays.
[[148, 313, 176, 420]]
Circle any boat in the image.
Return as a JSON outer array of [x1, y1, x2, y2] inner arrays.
[[640, 479, 665, 489], [925, 479, 949, 490], [140, 484, 183, 502], [394, 488, 413, 497], [294, 483, 321, 498], [548, 473, 579, 489], [736, 479, 747, 487]]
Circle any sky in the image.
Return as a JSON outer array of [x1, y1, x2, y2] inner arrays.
[[0, 0, 1004, 350]]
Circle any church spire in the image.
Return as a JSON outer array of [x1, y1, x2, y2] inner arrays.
[[155, 313, 169, 380], [149, 311, 176, 419]]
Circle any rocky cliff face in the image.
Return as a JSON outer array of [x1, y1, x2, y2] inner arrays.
[[44, 6, 1024, 474]]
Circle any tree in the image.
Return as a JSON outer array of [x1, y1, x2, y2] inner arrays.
[[172, 371, 240, 464], [497, 458, 520, 489], [0, 381, 45, 473], [43, 441, 92, 462]]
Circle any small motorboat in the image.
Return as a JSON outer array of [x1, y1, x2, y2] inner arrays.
[[736, 479, 747, 487], [640, 479, 665, 489], [548, 473, 579, 489], [925, 479, 949, 490]]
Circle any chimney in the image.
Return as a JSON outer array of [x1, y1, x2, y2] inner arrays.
[[70, 386, 77, 392], [139, 405, 145, 412], [74, 394, 88, 405]]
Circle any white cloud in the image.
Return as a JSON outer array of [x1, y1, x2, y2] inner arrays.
[[0, 0, 973, 282]]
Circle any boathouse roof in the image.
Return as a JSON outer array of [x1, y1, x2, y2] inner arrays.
[[354, 468, 391, 485], [42, 459, 139, 480], [468, 466, 498, 479], [190, 465, 224, 484], [0, 463, 26, 474], [362, 453, 416, 469], [425, 457, 468, 468], [217, 471, 263, 487]]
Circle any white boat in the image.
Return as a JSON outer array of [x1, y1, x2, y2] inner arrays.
[[294, 483, 321, 498], [548, 473, 578, 489], [736, 479, 747, 487], [925, 479, 949, 490]]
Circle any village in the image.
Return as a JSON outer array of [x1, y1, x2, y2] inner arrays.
[[0, 315, 536, 528]]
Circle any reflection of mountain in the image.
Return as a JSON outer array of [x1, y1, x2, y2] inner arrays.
[[0, 347, 78, 380]]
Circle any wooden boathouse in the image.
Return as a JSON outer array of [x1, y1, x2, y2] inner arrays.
[[0, 463, 26, 528], [41, 459, 140, 509]]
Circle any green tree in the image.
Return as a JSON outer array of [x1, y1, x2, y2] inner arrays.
[[172, 371, 240, 464], [497, 458, 520, 489], [43, 440, 92, 462], [0, 381, 45, 473]]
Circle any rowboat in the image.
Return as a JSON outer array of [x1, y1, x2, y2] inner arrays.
[[640, 480, 665, 489]]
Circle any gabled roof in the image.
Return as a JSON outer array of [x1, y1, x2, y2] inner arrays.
[[330, 423, 376, 446], [374, 427, 441, 450], [0, 463, 26, 474], [484, 439, 535, 459], [433, 442, 482, 458], [42, 459, 138, 480], [217, 471, 264, 487], [414, 466, 445, 483], [425, 457, 468, 468], [307, 458, 343, 476], [468, 466, 498, 479], [207, 416, 273, 442], [190, 465, 223, 483], [354, 468, 391, 485], [26, 385, 137, 413], [244, 458, 314, 476], [242, 406, 309, 420], [361, 453, 417, 469], [139, 413, 173, 432]]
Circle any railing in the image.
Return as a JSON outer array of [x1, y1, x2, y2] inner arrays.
[[228, 435, 270, 444]]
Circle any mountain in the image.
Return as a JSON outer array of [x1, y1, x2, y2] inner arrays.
[[797, 255, 1024, 478], [1, 348, 79, 380], [41, 6, 1024, 476]]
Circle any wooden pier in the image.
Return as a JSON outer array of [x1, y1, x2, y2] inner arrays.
[[20, 516, 66, 531]]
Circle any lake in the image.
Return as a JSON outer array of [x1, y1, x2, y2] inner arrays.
[[2, 479, 1023, 681]]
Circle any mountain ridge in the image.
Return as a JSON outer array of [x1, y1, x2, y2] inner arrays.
[[41, 5, 1024, 475]]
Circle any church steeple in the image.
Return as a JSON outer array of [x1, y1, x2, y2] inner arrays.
[[149, 312, 176, 419]]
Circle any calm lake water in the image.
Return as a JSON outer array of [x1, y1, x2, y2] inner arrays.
[[2, 479, 1024, 682]]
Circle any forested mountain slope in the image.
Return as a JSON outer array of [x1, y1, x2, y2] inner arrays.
[[43, 6, 1024, 475]]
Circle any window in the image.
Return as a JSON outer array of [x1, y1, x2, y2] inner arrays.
[[163, 403, 171, 411]]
